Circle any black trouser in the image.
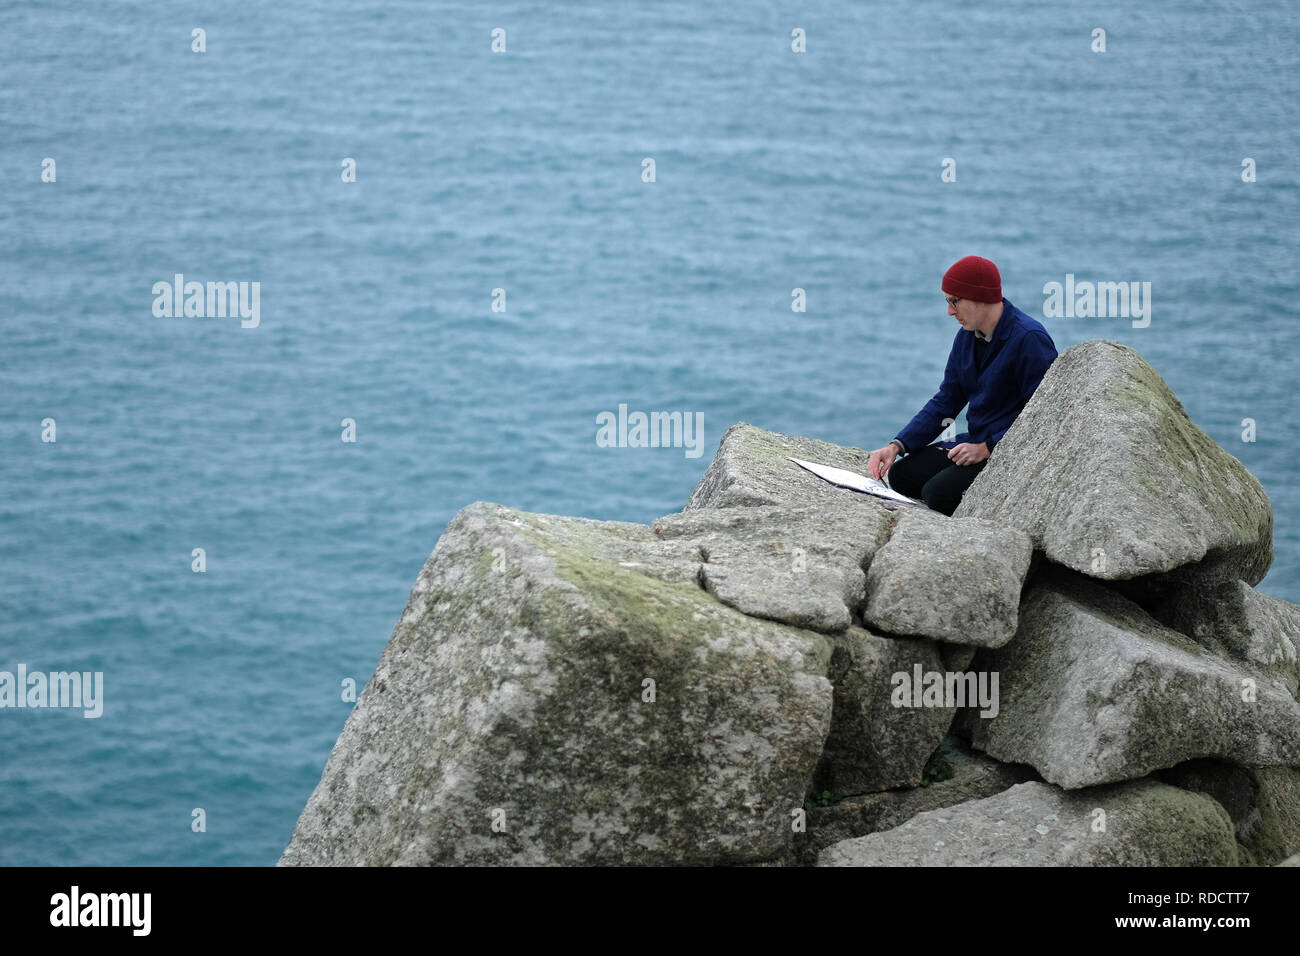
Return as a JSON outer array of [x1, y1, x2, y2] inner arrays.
[[887, 442, 987, 516]]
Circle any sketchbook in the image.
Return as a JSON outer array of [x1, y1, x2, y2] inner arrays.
[[787, 457, 924, 506]]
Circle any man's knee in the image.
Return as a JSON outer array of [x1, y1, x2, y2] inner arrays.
[[921, 484, 961, 516], [889, 445, 943, 497], [888, 458, 926, 499], [921, 464, 985, 516]]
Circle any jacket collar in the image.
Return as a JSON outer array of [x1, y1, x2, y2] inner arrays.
[[973, 297, 1014, 342]]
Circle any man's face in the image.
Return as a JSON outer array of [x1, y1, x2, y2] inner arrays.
[[946, 294, 972, 328]]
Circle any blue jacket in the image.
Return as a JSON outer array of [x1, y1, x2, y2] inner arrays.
[[892, 297, 1058, 454]]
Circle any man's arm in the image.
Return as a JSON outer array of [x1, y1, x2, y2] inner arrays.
[[894, 340, 969, 454]]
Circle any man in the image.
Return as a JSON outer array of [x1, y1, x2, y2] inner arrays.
[[867, 255, 1058, 516]]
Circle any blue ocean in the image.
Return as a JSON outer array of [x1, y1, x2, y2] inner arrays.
[[2, 2, 1298, 865]]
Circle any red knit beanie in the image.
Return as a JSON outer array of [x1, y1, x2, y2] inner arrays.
[[942, 256, 1002, 303]]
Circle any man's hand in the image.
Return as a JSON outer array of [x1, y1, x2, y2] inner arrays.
[[946, 441, 990, 466], [868, 444, 900, 480]]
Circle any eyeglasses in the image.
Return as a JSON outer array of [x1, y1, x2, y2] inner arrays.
[[944, 295, 961, 306]]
